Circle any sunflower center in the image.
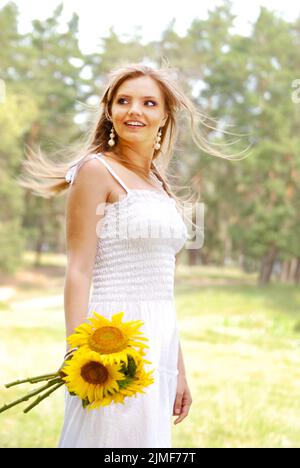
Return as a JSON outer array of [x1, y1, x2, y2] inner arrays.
[[80, 361, 109, 384], [88, 326, 128, 353]]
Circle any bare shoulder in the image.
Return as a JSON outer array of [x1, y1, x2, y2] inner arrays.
[[72, 156, 111, 187], [68, 156, 111, 203]]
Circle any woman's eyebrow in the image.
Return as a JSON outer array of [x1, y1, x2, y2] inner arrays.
[[116, 94, 159, 100]]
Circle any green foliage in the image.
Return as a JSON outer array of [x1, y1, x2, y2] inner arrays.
[[0, 1, 299, 281]]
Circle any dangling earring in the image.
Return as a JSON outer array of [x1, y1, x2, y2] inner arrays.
[[154, 128, 162, 150], [108, 125, 115, 147]]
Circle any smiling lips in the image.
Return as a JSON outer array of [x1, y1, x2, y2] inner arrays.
[[125, 120, 146, 127], [124, 123, 145, 130]]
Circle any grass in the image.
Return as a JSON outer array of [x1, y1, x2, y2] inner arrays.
[[0, 253, 300, 447], [172, 279, 300, 448]]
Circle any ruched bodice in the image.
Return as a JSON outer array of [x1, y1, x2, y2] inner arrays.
[[91, 188, 188, 302]]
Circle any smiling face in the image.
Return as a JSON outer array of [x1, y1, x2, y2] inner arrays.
[[110, 75, 168, 152]]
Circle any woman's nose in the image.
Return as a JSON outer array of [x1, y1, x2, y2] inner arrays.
[[128, 102, 142, 114]]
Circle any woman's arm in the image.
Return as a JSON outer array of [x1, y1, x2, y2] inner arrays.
[[177, 340, 187, 378], [174, 340, 193, 424], [64, 158, 110, 354]]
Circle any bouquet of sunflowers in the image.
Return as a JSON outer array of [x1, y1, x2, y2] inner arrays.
[[0, 311, 155, 414]]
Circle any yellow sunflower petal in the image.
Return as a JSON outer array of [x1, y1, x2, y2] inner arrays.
[[97, 385, 103, 400], [89, 313, 112, 328], [74, 323, 93, 333], [111, 311, 125, 324]]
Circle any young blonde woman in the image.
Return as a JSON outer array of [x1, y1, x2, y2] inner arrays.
[[19, 62, 249, 448]]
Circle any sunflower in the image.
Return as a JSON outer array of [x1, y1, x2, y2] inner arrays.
[[117, 355, 155, 399], [61, 348, 126, 406], [87, 352, 155, 410], [67, 311, 151, 366]]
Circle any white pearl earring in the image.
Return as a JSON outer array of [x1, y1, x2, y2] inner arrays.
[[108, 126, 115, 147], [154, 128, 162, 150]]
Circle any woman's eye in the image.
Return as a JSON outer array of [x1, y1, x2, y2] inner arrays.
[[117, 98, 156, 106]]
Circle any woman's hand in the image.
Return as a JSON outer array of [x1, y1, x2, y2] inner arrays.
[[173, 374, 193, 425]]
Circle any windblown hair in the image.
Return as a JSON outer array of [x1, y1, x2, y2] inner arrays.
[[18, 60, 251, 216]]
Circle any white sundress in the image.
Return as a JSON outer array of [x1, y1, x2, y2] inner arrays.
[[57, 153, 188, 448]]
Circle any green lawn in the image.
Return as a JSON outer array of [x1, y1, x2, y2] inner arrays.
[[1, 257, 300, 448]]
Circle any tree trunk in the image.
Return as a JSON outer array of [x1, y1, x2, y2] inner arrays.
[[258, 244, 278, 285], [200, 250, 210, 265], [280, 259, 292, 283], [294, 258, 300, 284], [188, 248, 198, 266], [34, 217, 46, 267], [289, 258, 298, 282]]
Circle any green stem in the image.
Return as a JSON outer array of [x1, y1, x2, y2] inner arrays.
[[5, 373, 59, 388], [23, 381, 65, 413], [23, 374, 59, 385], [0, 377, 62, 414]]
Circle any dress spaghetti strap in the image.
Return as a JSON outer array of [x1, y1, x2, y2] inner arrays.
[[94, 154, 130, 193], [65, 153, 130, 193]]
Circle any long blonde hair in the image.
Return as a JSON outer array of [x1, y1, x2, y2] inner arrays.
[[18, 61, 251, 214]]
